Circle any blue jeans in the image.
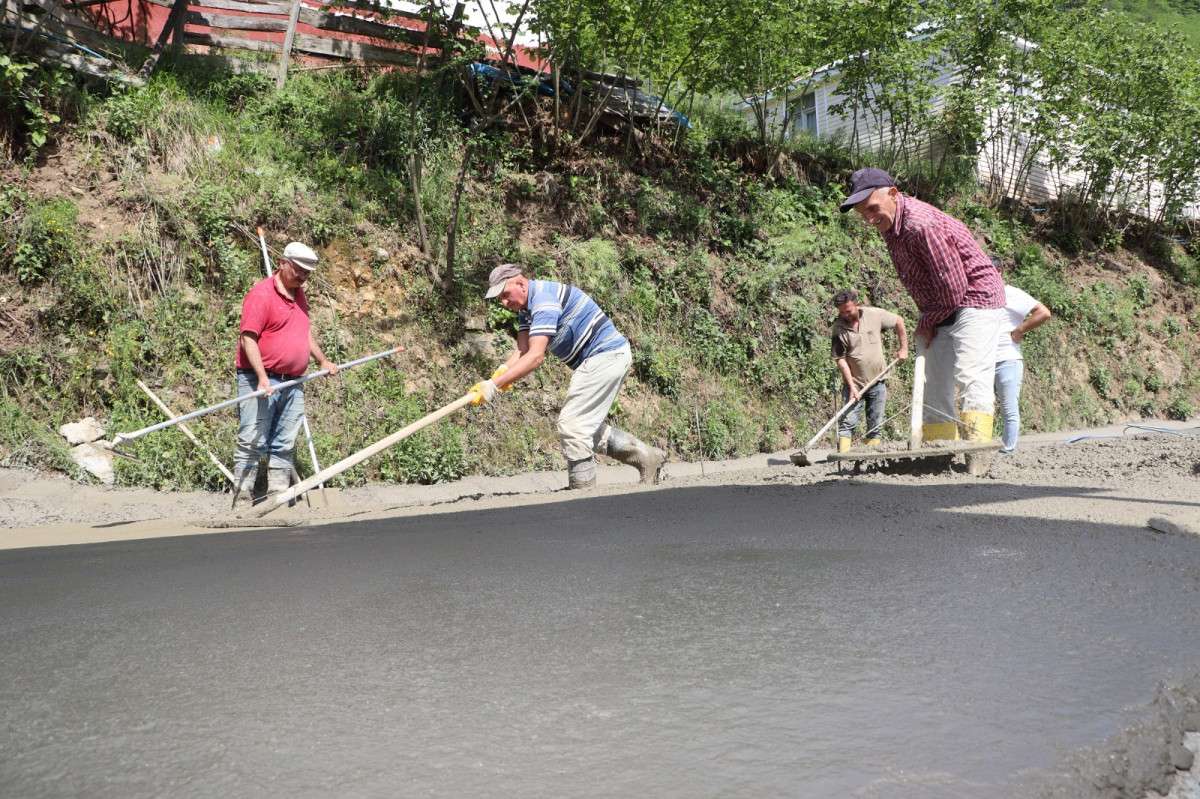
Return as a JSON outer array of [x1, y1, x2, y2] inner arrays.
[[838, 381, 887, 440], [995, 359, 1024, 452], [235, 371, 306, 470]]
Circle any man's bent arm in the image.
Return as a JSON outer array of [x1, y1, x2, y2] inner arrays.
[[837, 358, 859, 401], [240, 332, 273, 395], [502, 329, 531, 370], [1011, 303, 1052, 343], [494, 334, 548, 390], [894, 317, 909, 360]]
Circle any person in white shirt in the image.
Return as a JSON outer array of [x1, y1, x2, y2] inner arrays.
[[995, 284, 1052, 453]]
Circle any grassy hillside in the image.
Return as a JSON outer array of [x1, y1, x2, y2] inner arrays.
[[2, 60, 1199, 490], [1111, 0, 1200, 44]]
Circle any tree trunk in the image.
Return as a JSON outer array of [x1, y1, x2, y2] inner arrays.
[[442, 144, 471, 295]]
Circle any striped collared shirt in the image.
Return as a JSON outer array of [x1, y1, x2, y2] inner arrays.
[[518, 280, 628, 370], [883, 194, 1005, 338]]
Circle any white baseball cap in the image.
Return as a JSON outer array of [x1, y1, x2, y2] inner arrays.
[[282, 241, 319, 271]]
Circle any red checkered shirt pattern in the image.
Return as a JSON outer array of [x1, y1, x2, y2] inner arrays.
[[883, 194, 1004, 339]]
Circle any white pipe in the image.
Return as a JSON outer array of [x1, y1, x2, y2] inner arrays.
[[909, 348, 927, 451], [257, 226, 274, 277], [113, 347, 404, 446]]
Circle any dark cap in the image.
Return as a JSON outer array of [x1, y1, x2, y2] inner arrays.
[[839, 168, 896, 212], [484, 263, 523, 299]]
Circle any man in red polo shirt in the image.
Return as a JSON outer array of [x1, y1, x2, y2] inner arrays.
[[841, 168, 1005, 447], [232, 241, 338, 507]]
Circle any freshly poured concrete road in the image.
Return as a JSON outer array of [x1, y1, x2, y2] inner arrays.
[[4, 479, 1200, 798]]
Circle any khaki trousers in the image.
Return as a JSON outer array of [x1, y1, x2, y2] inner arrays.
[[557, 345, 632, 462]]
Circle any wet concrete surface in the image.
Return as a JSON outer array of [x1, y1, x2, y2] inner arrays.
[[3, 480, 1200, 798]]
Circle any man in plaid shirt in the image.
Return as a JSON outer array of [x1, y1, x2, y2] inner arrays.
[[840, 168, 1005, 447]]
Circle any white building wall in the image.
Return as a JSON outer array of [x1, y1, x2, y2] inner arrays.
[[740, 65, 1200, 221]]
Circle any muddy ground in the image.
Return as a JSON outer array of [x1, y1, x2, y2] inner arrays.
[[4, 428, 1200, 540], [3, 428, 1200, 796]]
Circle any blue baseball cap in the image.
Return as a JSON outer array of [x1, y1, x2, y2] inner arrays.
[[840, 168, 896, 212]]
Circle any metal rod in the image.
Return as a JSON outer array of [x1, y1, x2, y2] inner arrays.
[[135, 379, 237, 485], [257, 226, 274, 277], [300, 414, 326, 495], [113, 347, 404, 446]]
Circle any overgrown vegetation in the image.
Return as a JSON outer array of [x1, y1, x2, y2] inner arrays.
[[0, 1, 1198, 489], [1114, 0, 1200, 46]]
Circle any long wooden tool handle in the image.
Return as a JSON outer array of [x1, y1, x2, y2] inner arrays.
[[135, 380, 236, 485], [802, 358, 900, 450], [254, 393, 476, 517]]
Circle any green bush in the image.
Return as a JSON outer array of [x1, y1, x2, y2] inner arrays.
[[0, 55, 73, 153], [696, 398, 755, 458], [565, 237, 621, 305], [5, 196, 79, 284], [1011, 244, 1070, 311], [633, 340, 685, 398], [1127, 275, 1152, 307], [105, 83, 169, 143], [381, 425, 467, 484], [1089, 365, 1113, 398], [0, 394, 76, 472], [1167, 394, 1194, 421]]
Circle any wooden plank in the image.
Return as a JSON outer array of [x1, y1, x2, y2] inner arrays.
[[312, 0, 422, 22], [301, 8, 438, 47], [909, 352, 925, 451], [184, 29, 282, 54], [147, 0, 291, 14], [187, 9, 288, 31], [185, 28, 418, 65], [186, 7, 437, 48], [195, 0, 289, 14], [291, 30, 417, 64], [138, 0, 190, 78], [276, 0, 300, 85], [185, 0, 428, 22]]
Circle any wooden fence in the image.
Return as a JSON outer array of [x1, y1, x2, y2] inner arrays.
[[6, 0, 479, 85]]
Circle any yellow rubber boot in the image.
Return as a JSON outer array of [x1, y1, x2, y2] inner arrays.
[[837, 436, 852, 453], [959, 410, 994, 443], [922, 421, 959, 442], [864, 438, 881, 448]]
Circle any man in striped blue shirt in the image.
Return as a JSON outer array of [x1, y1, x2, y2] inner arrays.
[[470, 264, 666, 489]]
